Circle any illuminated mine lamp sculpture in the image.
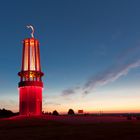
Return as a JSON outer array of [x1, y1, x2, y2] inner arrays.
[[18, 25, 44, 115]]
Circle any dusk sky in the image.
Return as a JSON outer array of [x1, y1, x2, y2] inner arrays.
[[1, 0, 140, 113]]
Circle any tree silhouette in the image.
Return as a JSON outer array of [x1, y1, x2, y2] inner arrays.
[[68, 109, 75, 115], [0, 108, 18, 118], [52, 110, 59, 116]]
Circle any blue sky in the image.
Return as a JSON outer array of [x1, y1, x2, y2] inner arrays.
[[1, 0, 140, 113]]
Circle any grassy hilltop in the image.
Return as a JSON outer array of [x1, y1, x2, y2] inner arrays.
[[0, 115, 140, 140]]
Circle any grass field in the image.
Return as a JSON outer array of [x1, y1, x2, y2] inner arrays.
[[0, 115, 140, 140]]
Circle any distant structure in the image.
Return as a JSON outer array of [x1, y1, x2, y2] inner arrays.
[[78, 110, 84, 114], [18, 25, 44, 115]]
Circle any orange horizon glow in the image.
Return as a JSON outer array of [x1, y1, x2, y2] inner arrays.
[[10, 108, 140, 114]]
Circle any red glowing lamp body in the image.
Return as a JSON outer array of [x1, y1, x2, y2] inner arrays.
[[18, 38, 44, 115]]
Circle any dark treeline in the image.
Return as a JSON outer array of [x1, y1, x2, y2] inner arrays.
[[0, 108, 19, 118]]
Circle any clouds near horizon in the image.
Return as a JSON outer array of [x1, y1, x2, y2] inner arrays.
[[83, 59, 140, 95]]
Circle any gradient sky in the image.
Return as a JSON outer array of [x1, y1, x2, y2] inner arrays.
[[1, 0, 140, 113]]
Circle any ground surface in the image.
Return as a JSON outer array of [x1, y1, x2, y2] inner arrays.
[[0, 115, 140, 140]]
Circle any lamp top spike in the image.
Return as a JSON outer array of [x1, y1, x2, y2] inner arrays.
[[27, 25, 34, 38]]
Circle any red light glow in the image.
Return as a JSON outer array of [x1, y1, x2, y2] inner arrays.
[[19, 86, 42, 115]]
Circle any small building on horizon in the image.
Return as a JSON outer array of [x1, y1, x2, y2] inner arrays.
[[78, 110, 84, 114]]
